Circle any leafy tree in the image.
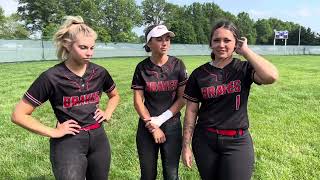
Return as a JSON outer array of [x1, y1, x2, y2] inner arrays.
[[315, 34, 320, 45], [17, 0, 64, 35], [202, 2, 225, 27], [300, 27, 316, 45], [0, 13, 29, 39], [0, 7, 5, 24], [254, 18, 319, 45], [141, 0, 167, 26], [138, 35, 145, 43], [236, 12, 257, 44], [180, 2, 237, 44], [170, 20, 197, 44], [268, 18, 288, 32], [59, 0, 110, 42], [162, 3, 184, 27], [162, 3, 196, 44], [59, 0, 101, 27], [185, 3, 208, 44], [16, 0, 142, 42], [100, 0, 142, 42], [94, 26, 112, 43], [286, 24, 300, 45], [201, 3, 238, 44], [255, 19, 273, 44], [224, 11, 237, 21], [266, 18, 295, 45], [0, 7, 5, 38], [42, 23, 59, 40]]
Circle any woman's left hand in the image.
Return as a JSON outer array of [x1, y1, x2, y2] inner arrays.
[[235, 37, 249, 55], [145, 121, 159, 133], [94, 108, 111, 123]]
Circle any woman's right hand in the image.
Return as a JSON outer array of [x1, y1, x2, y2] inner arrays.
[[145, 120, 159, 133], [51, 120, 81, 138], [182, 146, 193, 168], [152, 128, 166, 144]]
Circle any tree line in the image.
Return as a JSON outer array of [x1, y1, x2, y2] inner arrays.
[[1, 0, 319, 45]]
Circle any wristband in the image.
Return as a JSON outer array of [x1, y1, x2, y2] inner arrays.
[[151, 110, 173, 127]]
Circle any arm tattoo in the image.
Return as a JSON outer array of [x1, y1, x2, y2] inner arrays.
[[182, 116, 196, 148]]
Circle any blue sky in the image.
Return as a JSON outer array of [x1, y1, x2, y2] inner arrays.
[[2, 0, 320, 35]]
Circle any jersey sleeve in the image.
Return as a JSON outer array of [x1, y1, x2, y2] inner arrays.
[[103, 69, 116, 93], [183, 71, 201, 103], [178, 60, 188, 87], [131, 64, 145, 90], [23, 72, 52, 107], [243, 61, 260, 86]]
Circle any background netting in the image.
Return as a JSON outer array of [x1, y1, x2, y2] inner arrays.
[[1, 40, 319, 62]]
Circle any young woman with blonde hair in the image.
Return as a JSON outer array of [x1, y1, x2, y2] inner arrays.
[[12, 16, 120, 180]]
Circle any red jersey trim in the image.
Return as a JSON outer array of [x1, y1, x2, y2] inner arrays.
[[131, 85, 144, 90], [105, 83, 116, 93], [183, 94, 199, 103], [178, 79, 188, 86]]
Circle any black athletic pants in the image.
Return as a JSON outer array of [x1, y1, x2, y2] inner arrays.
[[136, 118, 182, 180], [192, 127, 254, 180], [50, 126, 111, 180]]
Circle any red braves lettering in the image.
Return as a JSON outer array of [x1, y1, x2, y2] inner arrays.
[[201, 80, 242, 99], [85, 93, 92, 103], [226, 81, 235, 93], [79, 95, 85, 105], [63, 91, 100, 108], [63, 97, 71, 108], [216, 85, 227, 96], [157, 81, 169, 91], [234, 80, 241, 92], [201, 86, 215, 99], [146, 80, 178, 92], [71, 96, 79, 106]]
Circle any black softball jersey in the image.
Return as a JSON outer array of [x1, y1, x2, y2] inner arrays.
[[23, 62, 115, 126], [183, 58, 259, 130], [131, 56, 188, 118]]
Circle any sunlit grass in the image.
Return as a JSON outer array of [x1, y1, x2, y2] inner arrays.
[[0, 55, 319, 179]]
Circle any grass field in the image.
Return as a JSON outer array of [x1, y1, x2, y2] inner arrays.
[[0, 55, 319, 180]]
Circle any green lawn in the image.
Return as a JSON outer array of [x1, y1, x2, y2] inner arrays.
[[0, 55, 319, 180]]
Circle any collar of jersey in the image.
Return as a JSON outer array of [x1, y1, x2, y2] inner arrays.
[[208, 58, 235, 70]]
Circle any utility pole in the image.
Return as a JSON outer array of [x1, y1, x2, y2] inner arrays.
[[273, 29, 276, 46], [298, 25, 301, 46], [41, 38, 45, 60]]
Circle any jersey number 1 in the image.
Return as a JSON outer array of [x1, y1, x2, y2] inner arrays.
[[235, 95, 240, 110]]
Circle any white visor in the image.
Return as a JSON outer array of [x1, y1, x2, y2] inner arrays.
[[146, 25, 175, 43]]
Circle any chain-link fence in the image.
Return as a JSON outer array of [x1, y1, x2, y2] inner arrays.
[[1, 40, 319, 63]]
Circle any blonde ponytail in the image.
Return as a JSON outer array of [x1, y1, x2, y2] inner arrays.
[[53, 16, 97, 61]]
